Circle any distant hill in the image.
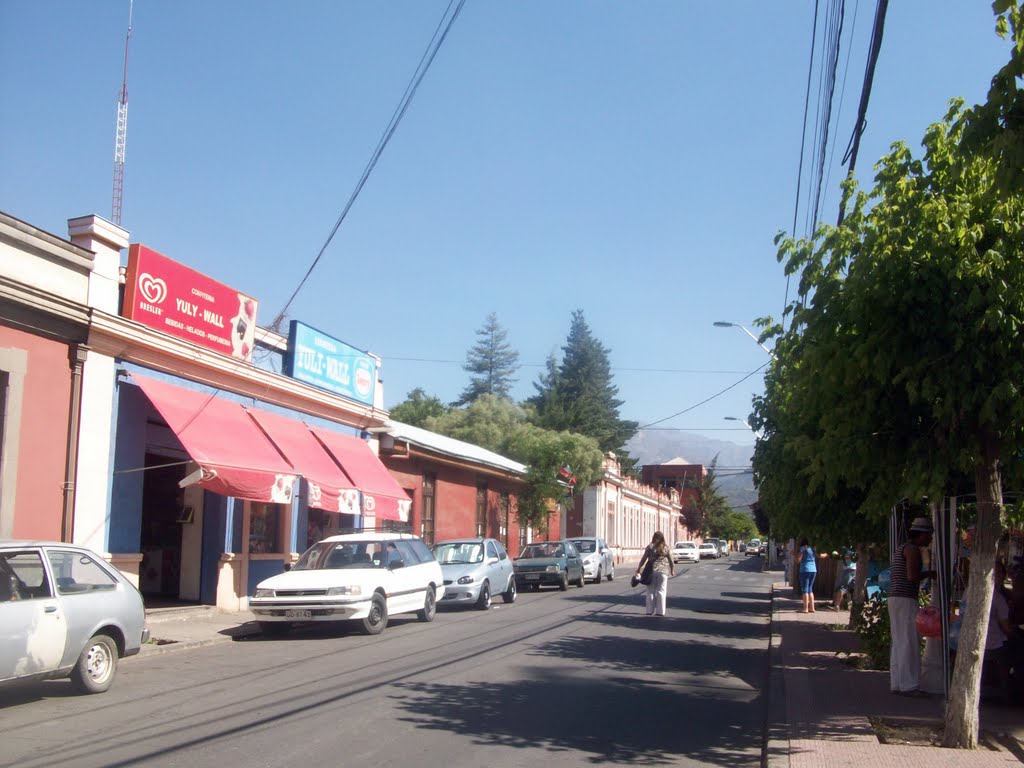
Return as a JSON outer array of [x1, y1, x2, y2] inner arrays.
[[626, 431, 757, 512]]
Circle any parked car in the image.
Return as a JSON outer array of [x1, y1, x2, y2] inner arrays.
[[249, 532, 443, 636], [698, 542, 719, 559], [671, 541, 700, 564], [715, 539, 730, 557], [513, 540, 585, 591], [0, 541, 149, 694], [568, 537, 615, 583], [432, 538, 516, 609], [746, 538, 762, 556]]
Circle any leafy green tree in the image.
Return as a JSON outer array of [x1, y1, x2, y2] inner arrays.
[[389, 388, 448, 427], [529, 310, 638, 459], [768, 98, 1024, 747], [680, 458, 731, 537], [425, 395, 605, 532], [455, 312, 520, 406]]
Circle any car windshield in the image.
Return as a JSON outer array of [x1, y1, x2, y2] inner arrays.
[[675, 543, 694, 549], [570, 540, 596, 553], [520, 544, 563, 559], [293, 541, 389, 570], [432, 542, 483, 565]]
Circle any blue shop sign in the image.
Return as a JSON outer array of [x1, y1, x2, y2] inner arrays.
[[283, 321, 377, 406]]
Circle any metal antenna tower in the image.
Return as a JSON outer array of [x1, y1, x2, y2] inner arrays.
[[111, 0, 134, 226]]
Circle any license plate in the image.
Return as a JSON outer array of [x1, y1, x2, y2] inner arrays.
[[525, 574, 540, 580], [285, 609, 312, 619]]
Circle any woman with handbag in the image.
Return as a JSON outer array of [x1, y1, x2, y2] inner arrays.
[[635, 531, 675, 616]]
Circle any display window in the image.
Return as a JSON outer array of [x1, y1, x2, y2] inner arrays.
[[248, 503, 284, 554]]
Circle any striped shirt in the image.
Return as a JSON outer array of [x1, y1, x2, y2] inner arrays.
[[889, 542, 919, 599]]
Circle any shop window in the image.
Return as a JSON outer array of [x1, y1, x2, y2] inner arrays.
[[249, 503, 283, 554]]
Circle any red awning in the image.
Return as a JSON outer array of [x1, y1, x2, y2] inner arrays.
[[131, 374, 297, 503], [311, 428, 411, 522], [245, 408, 360, 515]]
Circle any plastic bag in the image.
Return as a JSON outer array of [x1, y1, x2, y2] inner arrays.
[[916, 606, 942, 638]]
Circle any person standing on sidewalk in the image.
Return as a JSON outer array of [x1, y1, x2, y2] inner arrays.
[[636, 531, 675, 616], [888, 516, 936, 696], [797, 538, 817, 613]]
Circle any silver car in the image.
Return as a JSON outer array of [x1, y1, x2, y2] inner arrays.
[[432, 538, 516, 610], [0, 541, 149, 694], [568, 537, 615, 583]]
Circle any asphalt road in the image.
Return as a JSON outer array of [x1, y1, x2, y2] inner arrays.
[[0, 554, 774, 768]]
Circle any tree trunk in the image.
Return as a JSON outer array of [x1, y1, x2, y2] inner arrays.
[[941, 444, 1003, 749], [850, 542, 869, 630]]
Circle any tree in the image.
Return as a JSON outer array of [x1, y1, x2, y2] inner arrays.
[[529, 310, 638, 459], [425, 395, 605, 533], [768, 99, 1024, 747], [389, 388, 448, 427], [680, 458, 732, 537], [455, 312, 519, 406]]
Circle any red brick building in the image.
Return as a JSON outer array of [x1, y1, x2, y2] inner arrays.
[[378, 421, 545, 557]]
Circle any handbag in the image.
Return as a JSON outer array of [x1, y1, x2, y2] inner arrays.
[[915, 606, 942, 638], [631, 551, 654, 587]]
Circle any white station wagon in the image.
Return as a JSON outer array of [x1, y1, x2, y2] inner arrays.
[[249, 532, 444, 636]]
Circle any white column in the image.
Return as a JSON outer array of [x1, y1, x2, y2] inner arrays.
[[68, 215, 129, 551]]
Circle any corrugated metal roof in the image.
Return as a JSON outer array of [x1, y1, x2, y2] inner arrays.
[[384, 421, 527, 475]]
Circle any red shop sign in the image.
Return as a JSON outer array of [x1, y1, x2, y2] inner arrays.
[[122, 244, 259, 361]]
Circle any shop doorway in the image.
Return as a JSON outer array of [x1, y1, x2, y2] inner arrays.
[[139, 453, 187, 601]]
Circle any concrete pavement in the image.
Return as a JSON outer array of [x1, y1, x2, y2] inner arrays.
[[131, 571, 1024, 765]]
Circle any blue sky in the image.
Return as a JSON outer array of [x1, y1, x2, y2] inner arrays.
[[0, 2, 1010, 449]]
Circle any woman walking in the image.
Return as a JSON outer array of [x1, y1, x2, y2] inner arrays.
[[636, 531, 675, 616], [797, 538, 817, 613]]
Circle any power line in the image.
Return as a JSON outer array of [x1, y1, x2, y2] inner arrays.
[[637, 362, 771, 431], [269, 0, 468, 332], [385, 355, 754, 375]]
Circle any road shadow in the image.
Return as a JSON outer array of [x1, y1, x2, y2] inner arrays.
[[389, 631, 766, 766]]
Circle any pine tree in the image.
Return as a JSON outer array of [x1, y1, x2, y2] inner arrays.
[[456, 313, 520, 406], [529, 310, 638, 456]]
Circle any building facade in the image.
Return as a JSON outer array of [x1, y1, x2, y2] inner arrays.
[[567, 453, 684, 561], [378, 421, 541, 557]]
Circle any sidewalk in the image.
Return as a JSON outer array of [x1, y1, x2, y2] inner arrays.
[[134, 604, 260, 656], [767, 581, 1024, 766]]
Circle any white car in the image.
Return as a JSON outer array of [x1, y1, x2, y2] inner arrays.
[[432, 538, 516, 609], [1, 541, 149, 694], [249, 533, 444, 636], [568, 537, 616, 583], [671, 541, 700, 564], [698, 543, 719, 559]]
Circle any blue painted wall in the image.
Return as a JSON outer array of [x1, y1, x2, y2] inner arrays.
[[108, 383, 147, 553], [200, 491, 227, 605], [247, 558, 285, 595]]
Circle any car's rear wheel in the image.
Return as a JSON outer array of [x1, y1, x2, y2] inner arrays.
[[592, 567, 603, 584], [361, 593, 388, 635], [70, 634, 117, 694], [418, 585, 436, 622], [476, 581, 491, 610], [259, 621, 291, 637], [502, 576, 517, 603], [559, 572, 568, 591], [607, 564, 615, 581]]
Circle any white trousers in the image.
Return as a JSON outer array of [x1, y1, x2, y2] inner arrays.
[[888, 595, 920, 692], [646, 571, 669, 615]]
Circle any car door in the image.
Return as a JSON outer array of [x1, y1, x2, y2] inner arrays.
[[483, 540, 503, 592], [0, 549, 67, 682], [391, 540, 426, 615], [565, 542, 583, 582], [492, 540, 513, 592], [45, 548, 125, 667], [598, 539, 612, 573]]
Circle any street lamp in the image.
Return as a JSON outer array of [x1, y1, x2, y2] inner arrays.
[[724, 416, 753, 431], [713, 321, 777, 360]]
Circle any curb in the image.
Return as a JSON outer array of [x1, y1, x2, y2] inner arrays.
[[763, 582, 789, 768]]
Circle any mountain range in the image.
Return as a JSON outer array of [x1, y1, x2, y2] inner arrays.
[[626, 431, 758, 511]]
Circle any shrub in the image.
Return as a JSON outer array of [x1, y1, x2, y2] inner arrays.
[[852, 597, 890, 670]]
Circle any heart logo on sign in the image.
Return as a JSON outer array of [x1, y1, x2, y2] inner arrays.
[[138, 273, 168, 305]]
